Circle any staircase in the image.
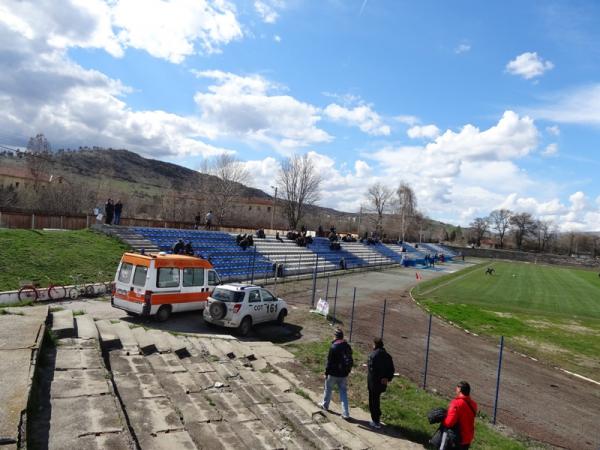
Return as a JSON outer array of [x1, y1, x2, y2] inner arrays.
[[93, 224, 160, 253], [47, 309, 422, 449]]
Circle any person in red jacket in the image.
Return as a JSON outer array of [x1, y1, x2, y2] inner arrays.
[[442, 381, 478, 449]]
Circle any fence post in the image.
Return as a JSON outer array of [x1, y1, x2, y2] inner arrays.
[[86, 214, 90, 228], [60, 215, 64, 229], [493, 336, 504, 425], [325, 276, 330, 302], [250, 246, 257, 284], [298, 253, 302, 281], [423, 314, 432, 389], [283, 255, 287, 278], [310, 257, 318, 308], [380, 298, 387, 339], [349, 287, 357, 342], [331, 278, 339, 324], [31, 213, 35, 229]]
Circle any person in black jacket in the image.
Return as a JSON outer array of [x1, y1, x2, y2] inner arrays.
[[319, 328, 353, 419], [367, 337, 395, 428]]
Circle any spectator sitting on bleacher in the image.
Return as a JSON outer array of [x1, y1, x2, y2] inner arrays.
[[184, 241, 194, 256], [301, 224, 307, 235], [295, 236, 306, 247], [339, 257, 347, 270], [330, 241, 341, 251], [275, 231, 284, 243], [317, 225, 324, 237], [256, 229, 266, 239], [305, 235, 313, 245], [236, 234, 244, 245], [238, 234, 254, 250], [328, 229, 338, 242], [172, 239, 185, 254]]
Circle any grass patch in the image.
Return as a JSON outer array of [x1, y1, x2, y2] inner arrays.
[[294, 388, 311, 400], [0, 229, 128, 291], [0, 308, 24, 315], [413, 261, 600, 378], [288, 339, 535, 449], [72, 310, 85, 316]]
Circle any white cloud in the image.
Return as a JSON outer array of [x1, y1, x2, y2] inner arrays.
[[111, 0, 243, 63], [1, 0, 243, 64], [506, 52, 554, 79], [193, 71, 331, 151], [395, 115, 420, 126], [254, 0, 285, 24], [407, 124, 440, 139], [274, 34, 281, 42], [0, 11, 233, 159], [454, 43, 471, 54], [546, 125, 560, 136], [354, 160, 372, 177], [541, 143, 558, 157], [323, 103, 390, 136], [530, 84, 600, 126]]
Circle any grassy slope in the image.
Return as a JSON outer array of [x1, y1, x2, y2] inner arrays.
[[413, 261, 600, 378], [288, 339, 533, 449], [0, 229, 128, 291]]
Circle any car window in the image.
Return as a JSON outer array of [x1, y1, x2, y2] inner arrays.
[[157, 267, 180, 288], [208, 270, 220, 286], [118, 263, 133, 283], [248, 290, 261, 303], [132, 265, 148, 287], [211, 288, 245, 303], [260, 289, 276, 302], [183, 268, 204, 287]]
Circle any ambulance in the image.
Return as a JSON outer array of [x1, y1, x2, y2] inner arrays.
[[111, 252, 221, 321]]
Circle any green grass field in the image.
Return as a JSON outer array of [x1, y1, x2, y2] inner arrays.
[[413, 261, 600, 379], [0, 229, 128, 291]]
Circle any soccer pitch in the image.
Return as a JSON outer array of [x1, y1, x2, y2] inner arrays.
[[413, 261, 600, 379]]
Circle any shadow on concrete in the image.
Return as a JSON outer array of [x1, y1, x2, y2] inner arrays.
[[347, 416, 432, 446], [120, 311, 304, 344], [27, 330, 56, 450]]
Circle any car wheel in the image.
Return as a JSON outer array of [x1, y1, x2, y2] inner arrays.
[[277, 309, 287, 325], [237, 317, 252, 337], [209, 301, 226, 320], [156, 305, 171, 322]]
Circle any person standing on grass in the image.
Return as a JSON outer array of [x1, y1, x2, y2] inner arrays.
[[442, 381, 478, 449], [319, 328, 353, 420], [104, 198, 114, 225], [205, 210, 213, 230], [367, 337, 395, 429], [114, 200, 123, 225]]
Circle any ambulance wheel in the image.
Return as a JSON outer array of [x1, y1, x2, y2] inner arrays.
[[156, 305, 171, 322], [237, 317, 252, 337]]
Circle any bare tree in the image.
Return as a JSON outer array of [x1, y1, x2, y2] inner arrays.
[[488, 209, 512, 248], [469, 217, 489, 247], [278, 153, 321, 229], [27, 133, 52, 153], [536, 219, 555, 252], [396, 181, 417, 241], [510, 212, 536, 250], [207, 154, 250, 226], [366, 182, 393, 236], [25, 134, 52, 191]]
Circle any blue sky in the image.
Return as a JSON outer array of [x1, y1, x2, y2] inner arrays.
[[1, 0, 599, 230]]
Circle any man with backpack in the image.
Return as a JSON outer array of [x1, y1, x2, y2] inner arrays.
[[442, 381, 478, 449], [367, 337, 395, 429], [319, 328, 353, 420]]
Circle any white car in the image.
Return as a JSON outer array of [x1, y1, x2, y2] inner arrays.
[[203, 284, 288, 336]]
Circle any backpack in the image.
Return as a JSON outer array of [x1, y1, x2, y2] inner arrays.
[[340, 344, 354, 376]]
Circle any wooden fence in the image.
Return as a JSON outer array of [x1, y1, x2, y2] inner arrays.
[[0, 209, 283, 235]]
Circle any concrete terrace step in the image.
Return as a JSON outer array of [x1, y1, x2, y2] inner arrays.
[[74, 314, 99, 340], [95, 319, 121, 351], [51, 309, 75, 338], [131, 326, 158, 355]]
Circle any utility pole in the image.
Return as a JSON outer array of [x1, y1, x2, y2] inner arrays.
[[270, 186, 277, 230]]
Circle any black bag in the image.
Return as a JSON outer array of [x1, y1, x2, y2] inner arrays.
[[427, 407, 447, 424], [429, 427, 443, 448], [429, 425, 460, 450]]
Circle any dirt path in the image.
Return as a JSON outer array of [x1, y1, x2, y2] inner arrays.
[[279, 265, 600, 450]]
